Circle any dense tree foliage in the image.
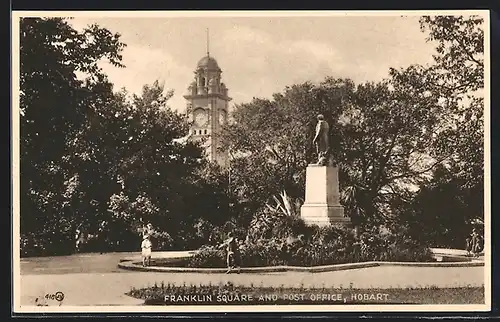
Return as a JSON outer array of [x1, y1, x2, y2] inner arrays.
[[393, 15, 485, 247], [221, 15, 485, 247], [222, 76, 452, 227], [20, 17, 126, 254], [19, 18, 232, 255]]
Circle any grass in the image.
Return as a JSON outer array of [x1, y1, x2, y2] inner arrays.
[[128, 282, 484, 305]]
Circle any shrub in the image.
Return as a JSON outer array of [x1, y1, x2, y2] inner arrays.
[[149, 230, 174, 251], [187, 246, 226, 268], [246, 191, 308, 243], [246, 208, 310, 245], [186, 219, 433, 267]]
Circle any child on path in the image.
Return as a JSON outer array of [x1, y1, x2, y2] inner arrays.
[[141, 234, 152, 267], [219, 232, 241, 274]]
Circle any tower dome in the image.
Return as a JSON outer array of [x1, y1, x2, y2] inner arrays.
[[197, 55, 220, 70], [183, 47, 231, 168]]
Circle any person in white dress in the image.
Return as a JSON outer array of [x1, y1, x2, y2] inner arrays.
[[141, 235, 152, 267]]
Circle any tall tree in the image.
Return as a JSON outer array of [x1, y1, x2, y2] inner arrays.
[[390, 15, 485, 247], [19, 17, 126, 254]]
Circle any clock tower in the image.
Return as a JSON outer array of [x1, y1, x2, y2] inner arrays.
[[183, 53, 231, 168]]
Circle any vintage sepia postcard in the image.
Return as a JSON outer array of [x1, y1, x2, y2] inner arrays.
[[11, 10, 491, 314]]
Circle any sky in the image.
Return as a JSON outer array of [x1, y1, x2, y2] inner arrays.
[[68, 13, 438, 112]]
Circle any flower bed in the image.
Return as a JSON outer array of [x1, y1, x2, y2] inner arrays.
[[184, 224, 434, 268], [128, 282, 484, 305], [185, 242, 433, 268]]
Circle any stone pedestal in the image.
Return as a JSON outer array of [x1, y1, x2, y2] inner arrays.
[[300, 165, 351, 227]]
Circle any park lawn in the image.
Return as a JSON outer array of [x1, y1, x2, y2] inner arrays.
[[128, 284, 484, 305]]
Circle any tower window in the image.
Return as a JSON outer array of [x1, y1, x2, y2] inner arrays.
[[204, 129, 207, 135]]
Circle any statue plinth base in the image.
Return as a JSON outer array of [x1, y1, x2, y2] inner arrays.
[[300, 165, 351, 227]]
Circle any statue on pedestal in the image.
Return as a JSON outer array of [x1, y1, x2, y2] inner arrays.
[[312, 114, 332, 166], [301, 114, 349, 227]]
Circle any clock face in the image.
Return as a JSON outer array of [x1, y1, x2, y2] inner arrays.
[[218, 110, 227, 125], [194, 109, 207, 126]]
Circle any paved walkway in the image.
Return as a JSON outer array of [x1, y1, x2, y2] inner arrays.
[[17, 252, 485, 308], [19, 251, 194, 275], [18, 266, 484, 307]]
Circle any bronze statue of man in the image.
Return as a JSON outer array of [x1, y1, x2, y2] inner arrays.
[[312, 114, 330, 166]]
